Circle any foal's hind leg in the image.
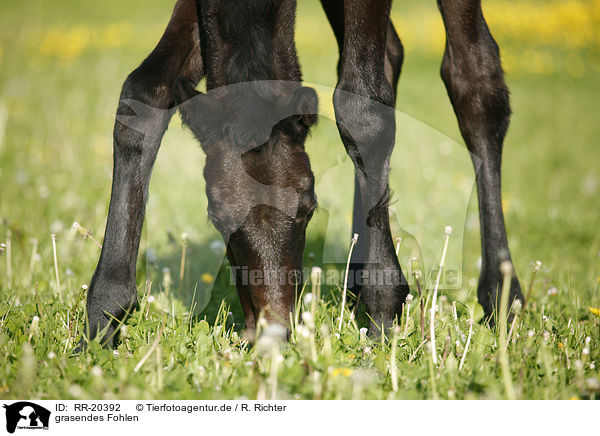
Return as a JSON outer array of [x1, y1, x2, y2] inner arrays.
[[437, 0, 524, 323], [83, 0, 202, 347], [326, 0, 409, 334]]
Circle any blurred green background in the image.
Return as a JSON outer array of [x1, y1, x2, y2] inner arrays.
[[1, 0, 599, 321]]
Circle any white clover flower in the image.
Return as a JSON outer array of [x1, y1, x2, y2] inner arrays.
[[542, 315, 549, 322], [582, 347, 590, 356], [363, 346, 372, 356], [81, 284, 88, 291], [91, 366, 103, 377], [547, 287, 558, 296], [585, 336, 591, 346], [301, 312, 313, 326], [543, 331, 550, 341], [405, 294, 414, 303], [47, 351, 56, 360], [534, 260, 543, 271]]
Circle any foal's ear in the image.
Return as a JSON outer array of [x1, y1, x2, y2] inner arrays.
[[290, 86, 318, 128]]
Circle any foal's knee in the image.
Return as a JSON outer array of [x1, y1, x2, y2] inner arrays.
[[113, 69, 176, 157], [332, 72, 396, 177]]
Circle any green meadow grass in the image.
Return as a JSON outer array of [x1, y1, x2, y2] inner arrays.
[[0, 0, 599, 399]]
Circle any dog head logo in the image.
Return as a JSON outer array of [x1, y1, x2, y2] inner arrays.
[[2, 402, 50, 433]]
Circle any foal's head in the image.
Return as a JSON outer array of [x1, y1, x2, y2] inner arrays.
[[177, 81, 318, 331]]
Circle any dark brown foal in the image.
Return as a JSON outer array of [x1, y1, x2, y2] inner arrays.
[[82, 0, 522, 347]]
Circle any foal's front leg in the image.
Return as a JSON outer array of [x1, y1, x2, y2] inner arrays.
[[331, 0, 409, 334], [437, 0, 524, 323], [83, 0, 202, 347]]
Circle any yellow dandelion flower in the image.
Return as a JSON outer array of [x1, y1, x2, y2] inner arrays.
[[558, 342, 564, 349], [332, 368, 354, 378], [569, 396, 580, 400], [201, 273, 214, 284], [589, 307, 600, 317]]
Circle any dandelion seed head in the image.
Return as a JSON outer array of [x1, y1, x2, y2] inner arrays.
[[147, 295, 155, 304], [301, 312, 313, 325], [209, 239, 225, 255], [512, 299, 522, 313], [586, 378, 600, 390], [69, 384, 83, 398], [444, 226, 452, 235], [499, 261, 513, 275], [303, 293, 313, 306], [534, 260, 542, 271], [72, 222, 80, 230]]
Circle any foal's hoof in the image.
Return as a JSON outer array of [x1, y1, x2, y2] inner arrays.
[[83, 280, 138, 350], [478, 273, 524, 327]]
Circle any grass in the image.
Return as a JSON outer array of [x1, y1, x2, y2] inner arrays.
[[0, 0, 599, 400]]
